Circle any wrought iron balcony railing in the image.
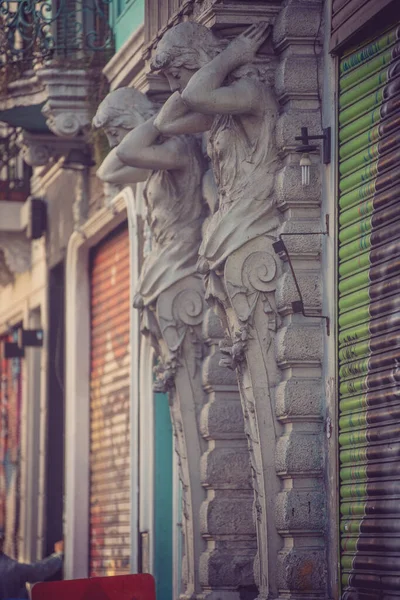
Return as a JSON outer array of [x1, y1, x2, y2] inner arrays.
[[0, 0, 114, 81]]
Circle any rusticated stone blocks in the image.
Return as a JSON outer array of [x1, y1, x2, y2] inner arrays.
[[200, 307, 256, 598]]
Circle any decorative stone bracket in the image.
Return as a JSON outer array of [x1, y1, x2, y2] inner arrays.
[[37, 68, 96, 138], [204, 235, 283, 599], [140, 273, 258, 600], [18, 129, 91, 167]]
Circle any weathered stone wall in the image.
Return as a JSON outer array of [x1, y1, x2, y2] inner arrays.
[[273, 0, 327, 596], [200, 307, 257, 600]]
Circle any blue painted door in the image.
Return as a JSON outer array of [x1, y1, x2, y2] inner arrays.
[[153, 391, 173, 600]]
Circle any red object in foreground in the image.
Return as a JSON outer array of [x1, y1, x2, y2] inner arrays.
[[31, 573, 156, 600]]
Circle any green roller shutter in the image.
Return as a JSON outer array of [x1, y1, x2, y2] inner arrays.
[[338, 22, 400, 599]]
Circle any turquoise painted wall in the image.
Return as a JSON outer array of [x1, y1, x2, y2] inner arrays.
[[111, 0, 144, 51], [154, 391, 173, 600]]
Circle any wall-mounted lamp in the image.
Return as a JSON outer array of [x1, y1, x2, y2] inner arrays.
[[295, 127, 331, 186]]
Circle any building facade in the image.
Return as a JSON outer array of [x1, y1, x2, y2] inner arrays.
[[0, 1, 398, 599]]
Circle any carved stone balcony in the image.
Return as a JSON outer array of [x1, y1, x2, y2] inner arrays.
[[0, 0, 114, 137]]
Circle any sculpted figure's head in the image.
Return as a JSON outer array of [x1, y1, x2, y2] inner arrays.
[[93, 87, 156, 147], [150, 22, 226, 92]]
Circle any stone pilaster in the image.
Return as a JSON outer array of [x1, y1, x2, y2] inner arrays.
[[273, 1, 327, 597], [193, 2, 329, 597], [200, 307, 257, 600]]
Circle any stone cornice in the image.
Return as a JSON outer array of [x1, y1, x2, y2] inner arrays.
[[197, 2, 282, 28]]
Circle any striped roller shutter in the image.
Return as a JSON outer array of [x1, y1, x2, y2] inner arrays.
[[89, 223, 131, 577], [338, 24, 400, 599]]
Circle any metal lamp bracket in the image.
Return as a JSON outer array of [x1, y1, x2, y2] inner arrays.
[[272, 216, 330, 336], [295, 126, 331, 164]]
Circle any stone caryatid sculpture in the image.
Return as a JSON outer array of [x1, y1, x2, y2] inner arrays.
[[152, 22, 283, 599], [152, 22, 280, 272], [93, 87, 208, 600], [94, 88, 205, 308]]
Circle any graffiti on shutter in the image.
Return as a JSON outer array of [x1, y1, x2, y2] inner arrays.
[[89, 223, 131, 577], [338, 23, 400, 599], [0, 332, 22, 559]]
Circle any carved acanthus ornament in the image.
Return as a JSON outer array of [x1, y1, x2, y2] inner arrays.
[[143, 275, 207, 599], [221, 236, 282, 598]]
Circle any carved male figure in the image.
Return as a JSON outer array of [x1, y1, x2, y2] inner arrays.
[[151, 22, 280, 274], [93, 87, 205, 308]]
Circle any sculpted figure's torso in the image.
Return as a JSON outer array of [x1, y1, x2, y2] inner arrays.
[[139, 134, 205, 305], [200, 84, 280, 268], [145, 136, 203, 246], [93, 86, 206, 308]]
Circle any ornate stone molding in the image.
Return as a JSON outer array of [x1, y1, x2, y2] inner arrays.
[[37, 68, 94, 137], [139, 274, 207, 600], [0, 67, 96, 139], [204, 235, 283, 599], [271, 2, 328, 597]]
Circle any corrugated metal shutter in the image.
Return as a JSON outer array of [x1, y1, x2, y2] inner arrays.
[[338, 23, 400, 599], [331, 0, 394, 53], [0, 333, 22, 559], [89, 223, 131, 577]]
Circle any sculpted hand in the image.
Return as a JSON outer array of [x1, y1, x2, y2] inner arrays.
[[227, 22, 272, 66], [154, 91, 189, 134]]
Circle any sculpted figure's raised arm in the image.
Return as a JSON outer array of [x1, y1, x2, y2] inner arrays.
[[93, 88, 155, 185], [152, 22, 280, 271], [93, 87, 205, 307]]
